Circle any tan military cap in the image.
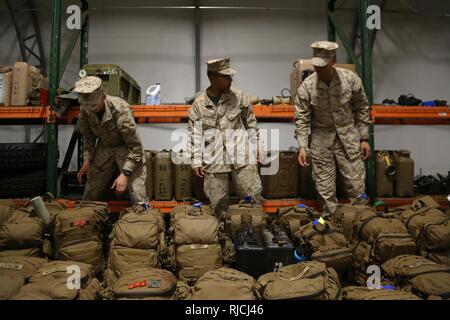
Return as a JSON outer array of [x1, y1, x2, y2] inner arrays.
[[310, 41, 339, 67], [73, 76, 102, 94], [207, 58, 237, 75], [73, 76, 103, 111]]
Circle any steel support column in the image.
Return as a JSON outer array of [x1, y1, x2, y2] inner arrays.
[[359, 0, 376, 199], [194, 0, 201, 92], [47, 0, 62, 195]]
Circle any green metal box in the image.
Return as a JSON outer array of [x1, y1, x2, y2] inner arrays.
[[81, 64, 141, 105]]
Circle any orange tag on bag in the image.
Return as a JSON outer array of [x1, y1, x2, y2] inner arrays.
[[73, 219, 86, 227], [128, 280, 147, 290]]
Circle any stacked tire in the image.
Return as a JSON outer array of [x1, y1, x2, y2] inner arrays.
[[0, 143, 47, 198]]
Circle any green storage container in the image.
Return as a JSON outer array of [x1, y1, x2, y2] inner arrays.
[[154, 150, 174, 201], [261, 150, 299, 199], [144, 150, 155, 200], [173, 150, 193, 201], [81, 64, 141, 105]]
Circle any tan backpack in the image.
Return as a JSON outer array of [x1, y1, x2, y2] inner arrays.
[[392, 196, 450, 253], [112, 268, 177, 300], [276, 204, 320, 238], [335, 203, 376, 242], [225, 199, 266, 239], [169, 203, 222, 283], [189, 267, 258, 300], [290, 59, 314, 104], [0, 212, 44, 254], [0, 256, 47, 300], [382, 254, 450, 299], [257, 261, 341, 300], [353, 211, 417, 262], [169, 200, 214, 227], [105, 205, 165, 287], [343, 286, 421, 300], [295, 220, 353, 275], [351, 211, 417, 285], [52, 202, 108, 275], [13, 260, 101, 300]]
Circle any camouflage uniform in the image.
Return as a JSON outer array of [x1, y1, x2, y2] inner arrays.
[[75, 76, 148, 204], [187, 58, 263, 218], [294, 41, 371, 216]]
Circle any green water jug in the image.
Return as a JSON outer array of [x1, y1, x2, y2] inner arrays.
[[394, 150, 414, 197], [376, 150, 395, 197], [154, 150, 173, 200]]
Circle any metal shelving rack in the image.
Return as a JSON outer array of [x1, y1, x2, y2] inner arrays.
[[3, 1, 448, 212]]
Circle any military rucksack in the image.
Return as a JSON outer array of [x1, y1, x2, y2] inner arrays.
[[105, 204, 166, 287], [112, 267, 177, 300], [391, 196, 450, 253], [52, 202, 108, 275], [13, 260, 101, 300], [169, 200, 214, 227], [0, 211, 44, 256], [225, 198, 266, 239], [295, 220, 353, 275], [351, 210, 417, 285], [189, 267, 258, 300], [382, 254, 450, 299], [342, 286, 421, 300], [277, 204, 320, 239], [257, 261, 341, 300], [168, 202, 222, 284], [0, 256, 47, 300], [334, 202, 375, 242]]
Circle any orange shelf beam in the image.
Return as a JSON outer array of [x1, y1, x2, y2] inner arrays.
[[372, 105, 450, 124], [3, 105, 449, 125], [0, 106, 50, 120], [56, 104, 297, 124]]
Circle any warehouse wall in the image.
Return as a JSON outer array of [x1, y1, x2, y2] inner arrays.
[[0, 0, 449, 175]]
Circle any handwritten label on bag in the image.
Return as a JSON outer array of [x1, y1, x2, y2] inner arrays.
[[0, 263, 23, 271]]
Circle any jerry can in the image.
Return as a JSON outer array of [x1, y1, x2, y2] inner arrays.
[[154, 150, 173, 200], [394, 150, 414, 197], [376, 150, 395, 197], [173, 151, 193, 201], [261, 151, 299, 199]]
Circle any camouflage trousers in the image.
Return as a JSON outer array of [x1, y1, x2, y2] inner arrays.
[[204, 164, 263, 218], [311, 137, 366, 216], [83, 143, 148, 204]]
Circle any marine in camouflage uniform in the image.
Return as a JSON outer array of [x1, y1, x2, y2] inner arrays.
[[74, 76, 148, 204], [294, 41, 371, 216], [188, 58, 263, 218]]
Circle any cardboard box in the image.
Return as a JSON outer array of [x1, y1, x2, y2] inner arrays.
[[290, 59, 314, 104], [0, 66, 13, 106], [39, 76, 49, 106], [11, 62, 41, 106]]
